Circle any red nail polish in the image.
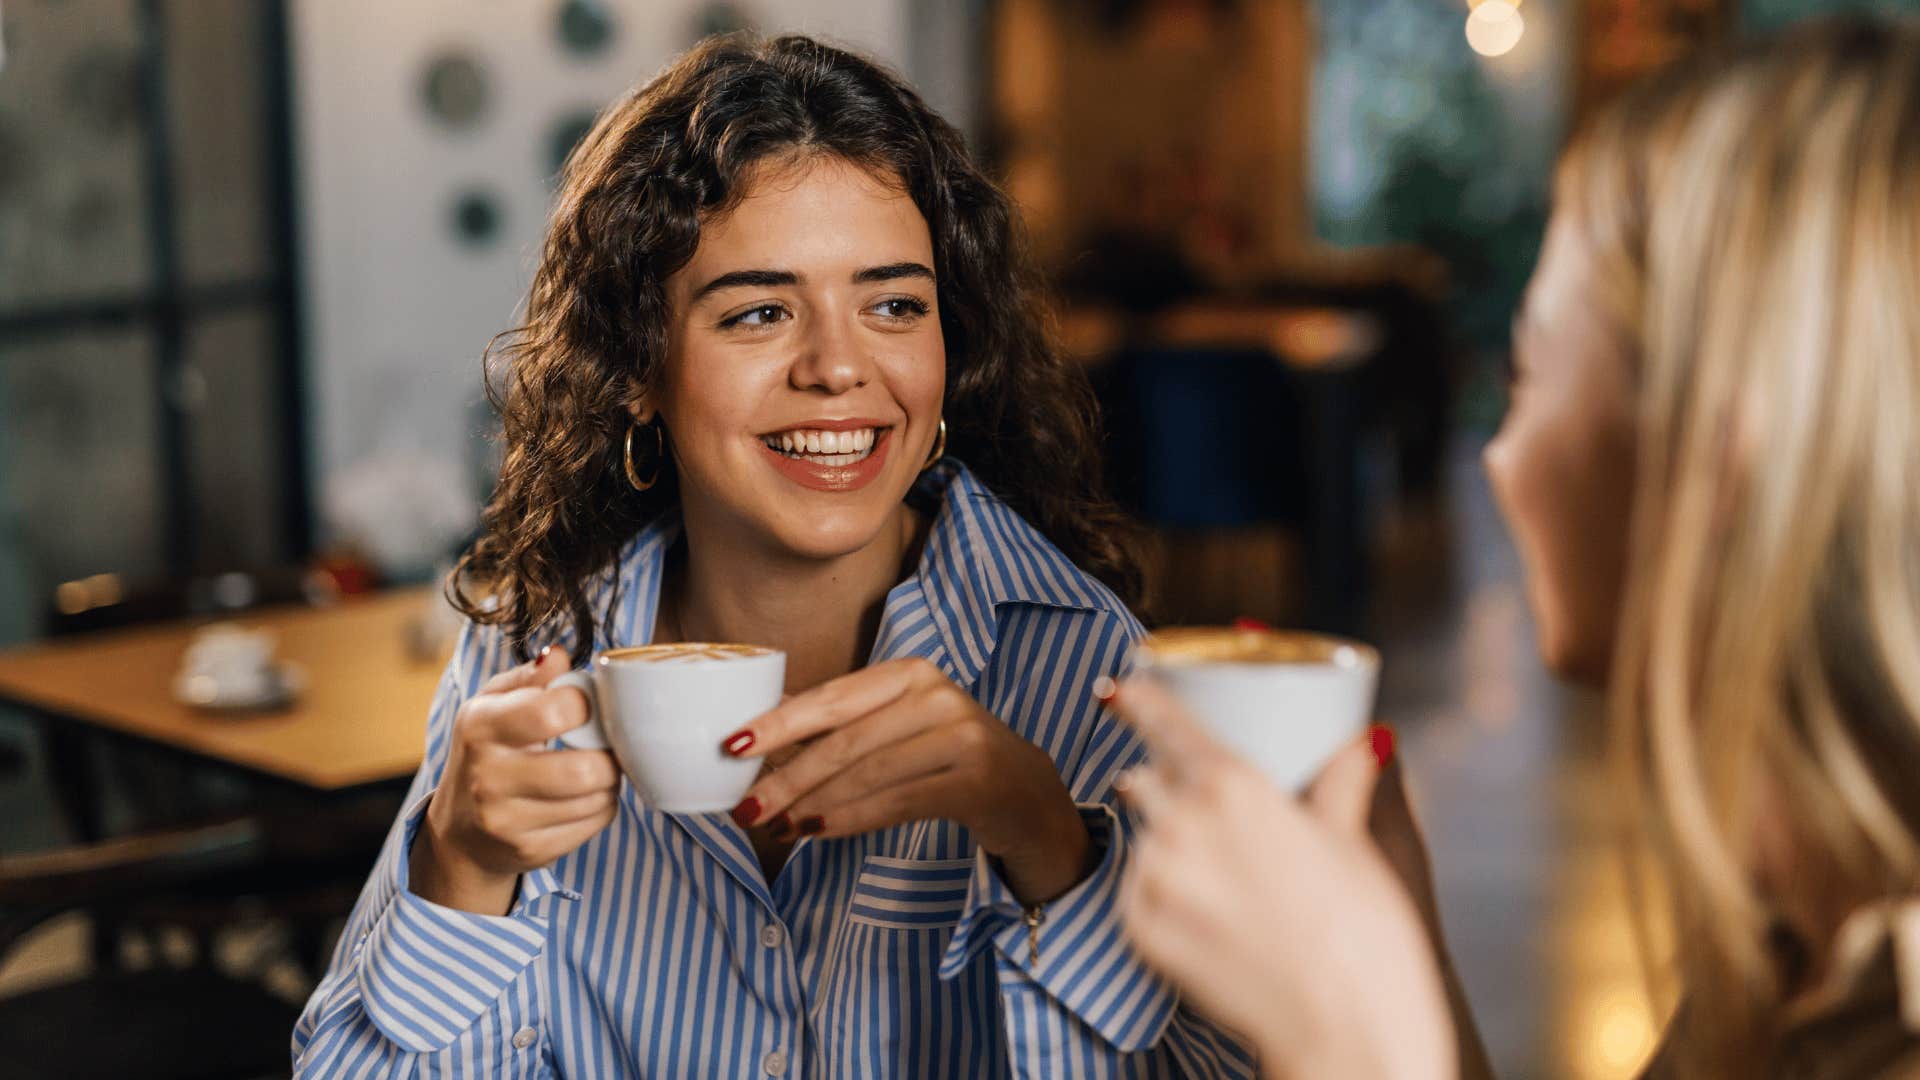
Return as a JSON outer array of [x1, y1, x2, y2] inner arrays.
[[769, 813, 793, 839], [730, 797, 761, 828], [721, 730, 755, 756], [1232, 616, 1273, 631], [1368, 724, 1395, 770], [797, 816, 825, 836]]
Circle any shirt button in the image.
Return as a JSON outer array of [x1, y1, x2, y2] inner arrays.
[[763, 1049, 788, 1076], [759, 923, 785, 949], [512, 1026, 538, 1050]]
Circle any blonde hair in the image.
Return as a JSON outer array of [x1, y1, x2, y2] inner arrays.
[[1560, 16, 1920, 1073]]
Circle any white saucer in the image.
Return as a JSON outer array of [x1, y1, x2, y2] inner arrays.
[[173, 661, 307, 712]]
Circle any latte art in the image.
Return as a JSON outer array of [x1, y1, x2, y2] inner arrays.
[[602, 642, 778, 664], [1138, 627, 1370, 668], [1126, 625, 1379, 791], [559, 641, 786, 812]]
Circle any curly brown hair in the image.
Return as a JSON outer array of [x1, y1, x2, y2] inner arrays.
[[451, 33, 1144, 661]]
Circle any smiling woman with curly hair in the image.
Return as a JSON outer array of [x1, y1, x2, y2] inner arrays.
[[293, 33, 1251, 1079]]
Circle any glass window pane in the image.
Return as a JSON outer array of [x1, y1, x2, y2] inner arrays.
[[0, 327, 168, 601], [0, 0, 151, 311], [183, 306, 286, 571], [164, 0, 273, 287]]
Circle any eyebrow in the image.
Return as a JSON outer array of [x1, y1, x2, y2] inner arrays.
[[691, 262, 936, 302], [692, 269, 798, 302], [852, 262, 936, 285]]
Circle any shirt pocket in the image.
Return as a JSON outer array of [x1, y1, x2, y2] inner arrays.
[[846, 855, 975, 931]]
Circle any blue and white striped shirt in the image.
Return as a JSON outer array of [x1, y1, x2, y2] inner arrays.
[[293, 462, 1256, 1078]]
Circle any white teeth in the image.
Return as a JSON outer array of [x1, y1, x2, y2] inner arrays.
[[761, 426, 883, 466]]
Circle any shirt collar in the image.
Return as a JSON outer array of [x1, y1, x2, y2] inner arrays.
[[909, 461, 1105, 685], [603, 461, 1107, 683]]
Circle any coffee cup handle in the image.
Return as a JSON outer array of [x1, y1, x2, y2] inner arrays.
[[549, 670, 609, 751]]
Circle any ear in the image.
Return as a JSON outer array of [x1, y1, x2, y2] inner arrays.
[[624, 379, 656, 426]]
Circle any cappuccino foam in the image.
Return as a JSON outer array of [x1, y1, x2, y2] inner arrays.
[[1138, 627, 1371, 667], [602, 642, 777, 664]]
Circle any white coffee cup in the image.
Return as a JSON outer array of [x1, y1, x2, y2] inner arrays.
[[179, 624, 277, 702], [1129, 627, 1380, 791], [551, 643, 785, 813]]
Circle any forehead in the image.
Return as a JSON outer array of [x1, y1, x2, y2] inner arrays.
[[681, 155, 932, 278]]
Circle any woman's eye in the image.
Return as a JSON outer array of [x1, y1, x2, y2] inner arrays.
[[872, 297, 929, 319], [724, 304, 788, 329]]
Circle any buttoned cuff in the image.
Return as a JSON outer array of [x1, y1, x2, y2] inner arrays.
[[355, 790, 578, 1052], [939, 803, 1180, 1052]]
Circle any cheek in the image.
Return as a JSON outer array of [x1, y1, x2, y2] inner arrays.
[[891, 328, 947, 412], [1486, 399, 1628, 683], [662, 349, 767, 444]]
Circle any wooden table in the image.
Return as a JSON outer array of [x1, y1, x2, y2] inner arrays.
[[0, 588, 445, 792]]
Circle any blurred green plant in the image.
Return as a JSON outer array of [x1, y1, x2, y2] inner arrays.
[[1743, 0, 1920, 29], [1311, 0, 1553, 433]]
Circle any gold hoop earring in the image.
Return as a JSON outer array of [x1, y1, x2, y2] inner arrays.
[[624, 422, 664, 492], [921, 418, 947, 470]]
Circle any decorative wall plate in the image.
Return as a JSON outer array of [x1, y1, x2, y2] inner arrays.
[[421, 51, 489, 130], [556, 0, 616, 57], [691, 1, 755, 42], [450, 188, 502, 247], [546, 108, 599, 181]]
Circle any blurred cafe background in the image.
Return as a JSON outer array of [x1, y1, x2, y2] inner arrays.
[[0, 0, 1913, 1076]]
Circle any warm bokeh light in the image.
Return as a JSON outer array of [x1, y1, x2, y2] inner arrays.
[[1466, 0, 1526, 58], [1570, 986, 1661, 1076]]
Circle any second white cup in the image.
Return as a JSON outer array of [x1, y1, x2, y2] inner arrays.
[[1130, 627, 1380, 792]]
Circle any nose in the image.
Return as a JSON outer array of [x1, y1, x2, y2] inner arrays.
[[1480, 435, 1503, 482], [788, 312, 875, 395]]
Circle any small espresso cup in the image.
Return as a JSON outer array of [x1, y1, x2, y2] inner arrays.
[[1129, 626, 1380, 791], [551, 643, 784, 813]]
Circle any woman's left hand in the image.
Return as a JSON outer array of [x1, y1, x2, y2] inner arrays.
[[721, 656, 1094, 905]]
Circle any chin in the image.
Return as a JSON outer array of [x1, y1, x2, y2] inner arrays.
[[1535, 621, 1611, 688], [762, 498, 900, 561]]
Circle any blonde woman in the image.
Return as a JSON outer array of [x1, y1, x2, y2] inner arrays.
[[1106, 16, 1920, 1079]]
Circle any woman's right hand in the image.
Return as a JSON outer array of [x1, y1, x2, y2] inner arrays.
[[1110, 678, 1457, 1080], [409, 646, 622, 915]]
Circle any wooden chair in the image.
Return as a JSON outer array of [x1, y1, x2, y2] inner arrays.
[[0, 817, 302, 1079]]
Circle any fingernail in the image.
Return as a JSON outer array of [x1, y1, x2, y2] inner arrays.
[[729, 797, 761, 828], [797, 815, 825, 836], [769, 813, 793, 839], [1368, 724, 1396, 770], [721, 730, 755, 756], [1232, 616, 1272, 631], [1092, 675, 1117, 703], [1112, 768, 1135, 793]]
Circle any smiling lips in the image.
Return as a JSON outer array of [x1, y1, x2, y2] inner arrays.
[[758, 423, 893, 492]]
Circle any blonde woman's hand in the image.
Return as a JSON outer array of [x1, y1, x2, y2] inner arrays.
[[410, 647, 622, 916], [1111, 678, 1457, 1080]]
